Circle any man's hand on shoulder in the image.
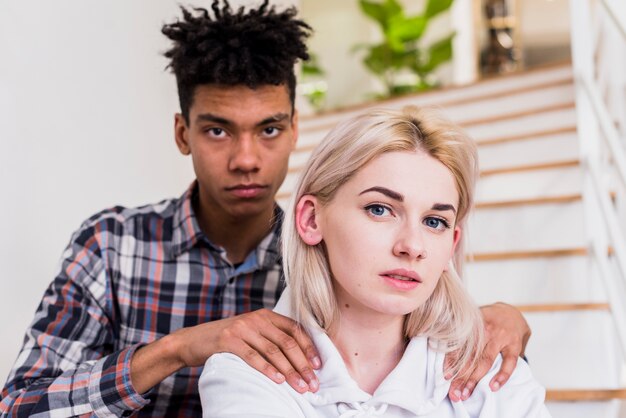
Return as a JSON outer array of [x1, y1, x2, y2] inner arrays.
[[130, 309, 321, 395], [445, 302, 531, 402]]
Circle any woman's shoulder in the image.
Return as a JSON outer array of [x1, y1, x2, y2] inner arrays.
[[458, 356, 551, 417], [199, 353, 308, 418]]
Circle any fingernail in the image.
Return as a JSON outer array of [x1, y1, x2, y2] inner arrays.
[[491, 381, 500, 391], [297, 379, 308, 389], [453, 389, 462, 400], [308, 378, 319, 392], [444, 372, 453, 380], [312, 356, 322, 369], [275, 372, 285, 382], [462, 387, 470, 399]]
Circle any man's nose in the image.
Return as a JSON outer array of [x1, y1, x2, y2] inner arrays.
[[229, 135, 261, 173]]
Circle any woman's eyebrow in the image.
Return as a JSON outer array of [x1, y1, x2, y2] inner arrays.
[[432, 203, 457, 214], [359, 186, 404, 202]]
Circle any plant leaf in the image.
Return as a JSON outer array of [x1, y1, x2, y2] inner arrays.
[[359, 0, 403, 30], [425, 0, 454, 19], [387, 15, 427, 45], [363, 44, 393, 75], [419, 33, 455, 74]]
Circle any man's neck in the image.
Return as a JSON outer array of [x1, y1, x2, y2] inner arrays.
[[329, 304, 407, 395], [194, 197, 276, 265]]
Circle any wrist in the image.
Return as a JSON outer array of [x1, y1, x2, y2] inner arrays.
[[130, 334, 186, 394]]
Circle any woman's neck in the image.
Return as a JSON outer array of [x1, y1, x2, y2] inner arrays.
[[329, 303, 407, 394]]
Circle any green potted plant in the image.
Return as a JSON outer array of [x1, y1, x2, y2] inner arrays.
[[300, 53, 328, 112], [354, 0, 455, 97]]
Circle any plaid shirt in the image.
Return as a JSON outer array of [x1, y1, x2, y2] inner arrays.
[[0, 183, 285, 417]]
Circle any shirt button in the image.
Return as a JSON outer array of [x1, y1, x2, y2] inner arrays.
[[228, 277, 235, 284]]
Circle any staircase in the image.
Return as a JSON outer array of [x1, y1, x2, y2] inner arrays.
[[286, 62, 626, 417]]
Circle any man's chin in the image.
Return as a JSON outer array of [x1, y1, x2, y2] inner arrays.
[[224, 197, 276, 220]]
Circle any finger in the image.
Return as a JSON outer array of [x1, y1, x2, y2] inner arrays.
[[448, 380, 464, 402], [458, 344, 501, 401], [268, 312, 322, 369], [235, 341, 287, 385], [443, 352, 457, 380], [258, 321, 319, 392], [489, 348, 517, 391], [247, 333, 312, 393]]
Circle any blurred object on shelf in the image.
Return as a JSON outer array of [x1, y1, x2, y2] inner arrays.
[[480, 0, 520, 74]]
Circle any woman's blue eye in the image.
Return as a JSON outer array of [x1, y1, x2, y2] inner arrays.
[[424, 217, 449, 230], [365, 204, 390, 217]]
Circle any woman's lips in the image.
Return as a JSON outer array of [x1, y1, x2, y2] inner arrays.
[[380, 268, 422, 291]]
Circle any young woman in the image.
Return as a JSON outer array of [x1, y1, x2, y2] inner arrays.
[[199, 106, 550, 417]]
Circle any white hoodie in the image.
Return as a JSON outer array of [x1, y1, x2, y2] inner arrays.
[[199, 291, 551, 417]]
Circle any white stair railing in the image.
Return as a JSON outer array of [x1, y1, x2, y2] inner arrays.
[[570, 0, 626, 364]]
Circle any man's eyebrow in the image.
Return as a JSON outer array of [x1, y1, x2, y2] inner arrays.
[[359, 186, 404, 202], [195, 113, 232, 126], [194, 112, 290, 127], [257, 113, 290, 127], [431, 203, 457, 214]]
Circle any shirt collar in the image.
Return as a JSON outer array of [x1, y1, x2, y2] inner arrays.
[[170, 182, 205, 259], [170, 181, 284, 269], [274, 290, 450, 415]]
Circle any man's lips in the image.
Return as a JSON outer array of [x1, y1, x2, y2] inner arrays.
[[225, 184, 268, 198]]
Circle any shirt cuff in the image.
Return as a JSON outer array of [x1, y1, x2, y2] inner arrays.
[[88, 344, 151, 417]]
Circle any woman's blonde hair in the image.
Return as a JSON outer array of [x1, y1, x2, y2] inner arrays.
[[281, 106, 483, 376]]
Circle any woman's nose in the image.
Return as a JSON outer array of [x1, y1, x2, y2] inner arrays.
[[392, 228, 427, 260]]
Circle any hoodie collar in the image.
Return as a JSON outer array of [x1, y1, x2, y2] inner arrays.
[[274, 290, 450, 415]]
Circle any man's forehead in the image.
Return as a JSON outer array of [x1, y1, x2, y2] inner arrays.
[[190, 83, 293, 124]]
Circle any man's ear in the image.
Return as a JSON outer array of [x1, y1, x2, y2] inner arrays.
[[295, 195, 323, 245], [290, 109, 299, 150], [174, 113, 191, 155]]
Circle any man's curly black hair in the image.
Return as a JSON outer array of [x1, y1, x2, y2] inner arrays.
[[162, 0, 312, 123]]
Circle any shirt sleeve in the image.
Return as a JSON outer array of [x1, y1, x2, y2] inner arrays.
[[0, 219, 150, 417], [457, 356, 552, 418], [199, 353, 306, 418]]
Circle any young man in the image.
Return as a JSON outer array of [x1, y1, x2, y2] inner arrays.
[[0, 1, 530, 416]]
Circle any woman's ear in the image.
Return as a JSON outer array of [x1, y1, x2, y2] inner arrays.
[[295, 195, 323, 245], [452, 226, 462, 250], [443, 227, 462, 272]]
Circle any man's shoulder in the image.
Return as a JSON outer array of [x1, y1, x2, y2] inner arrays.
[[72, 196, 182, 245]]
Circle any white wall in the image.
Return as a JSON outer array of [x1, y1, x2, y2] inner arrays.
[[0, 0, 211, 384]]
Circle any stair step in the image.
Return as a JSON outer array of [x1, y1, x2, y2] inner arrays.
[[460, 102, 576, 128], [475, 161, 581, 202], [468, 199, 585, 253], [546, 401, 624, 418], [546, 388, 626, 401], [465, 106, 577, 142], [478, 130, 579, 171], [480, 159, 580, 177], [475, 193, 582, 209], [466, 255, 607, 306], [466, 247, 588, 262], [515, 303, 610, 313], [294, 125, 579, 154], [524, 309, 622, 389], [299, 63, 573, 131], [476, 126, 577, 146]]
